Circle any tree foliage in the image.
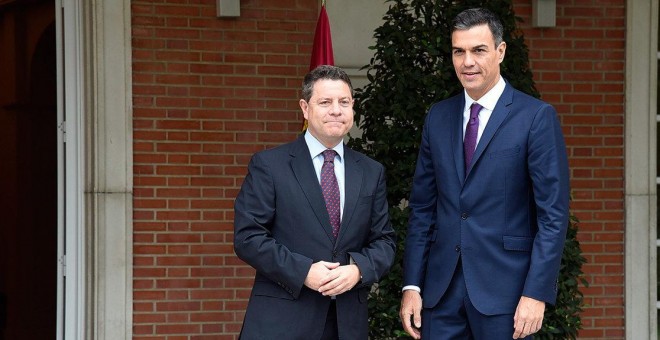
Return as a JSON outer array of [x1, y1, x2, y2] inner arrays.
[[347, 0, 588, 338]]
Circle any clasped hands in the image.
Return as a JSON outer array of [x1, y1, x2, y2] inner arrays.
[[304, 261, 361, 297]]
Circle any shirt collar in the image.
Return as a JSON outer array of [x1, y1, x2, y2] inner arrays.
[[304, 131, 344, 160], [463, 76, 506, 112]]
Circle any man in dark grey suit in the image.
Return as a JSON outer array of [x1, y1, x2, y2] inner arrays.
[[234, 65, 396, 340]]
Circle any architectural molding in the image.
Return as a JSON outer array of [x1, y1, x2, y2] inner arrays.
[[625, 0, 657, 338], [84, 0, 133, 338]]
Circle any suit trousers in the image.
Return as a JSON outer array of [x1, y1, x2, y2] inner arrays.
[[421, 259, 532, 340], [321, 300, 338, 340]]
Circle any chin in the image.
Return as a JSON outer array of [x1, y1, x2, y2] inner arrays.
[[325, 130, 347, 138]]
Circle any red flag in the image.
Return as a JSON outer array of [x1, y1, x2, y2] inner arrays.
[[309, 5, 334, 70], [304, 4, 334, 130]]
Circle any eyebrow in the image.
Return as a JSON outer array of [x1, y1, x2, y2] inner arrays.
[[452, 44, 489, 51], [315, 96, 352, 101]]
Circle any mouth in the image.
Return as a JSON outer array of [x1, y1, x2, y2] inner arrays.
[[461, 72, 481, 82]]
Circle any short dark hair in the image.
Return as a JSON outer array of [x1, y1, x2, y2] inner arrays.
[[301, 65, 353, 102], [452, 8, 504, 47]]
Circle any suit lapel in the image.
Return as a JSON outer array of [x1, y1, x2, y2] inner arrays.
[[466, 84, 514, 177], [336, 148, 362, 245], [452, 97, 467, 184], [289, 136, 336, 242]]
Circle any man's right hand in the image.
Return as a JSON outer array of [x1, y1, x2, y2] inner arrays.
[[304, 261, 340, 291], [400, 289, 422, 339]]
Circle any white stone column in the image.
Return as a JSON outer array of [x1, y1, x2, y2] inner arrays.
[[625, 0, 658, 338], [83, 0, 133, 338]]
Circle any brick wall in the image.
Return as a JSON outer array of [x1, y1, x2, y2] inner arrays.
[[131, 0, 316, 338], [132, 0, 626, 339], [514, 1, 625, 338]]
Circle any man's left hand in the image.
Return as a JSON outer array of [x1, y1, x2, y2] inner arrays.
[[513, 296, 545, 339]]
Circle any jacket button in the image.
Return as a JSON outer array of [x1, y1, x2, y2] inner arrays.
[[461, 213, 468, 220], [455, 245, 461, 252]]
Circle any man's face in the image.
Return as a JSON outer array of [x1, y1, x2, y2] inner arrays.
[[300, 79, 354, 148], [452, 24, 506, 100]]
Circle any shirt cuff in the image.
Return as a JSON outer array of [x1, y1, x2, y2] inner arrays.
[[402, 285, 421, 293]]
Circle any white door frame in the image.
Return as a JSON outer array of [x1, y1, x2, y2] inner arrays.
[[56, 0, 86, 338]]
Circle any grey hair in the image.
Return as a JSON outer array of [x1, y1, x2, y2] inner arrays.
[[301, 65, 353, 102], [452, 8, 504, 47]]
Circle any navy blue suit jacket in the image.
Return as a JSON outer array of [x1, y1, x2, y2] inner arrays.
[[234, 135, 396, 339], [403, 83, 569, 315]]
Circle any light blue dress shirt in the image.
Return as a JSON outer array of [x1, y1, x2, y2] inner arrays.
[[304, 131, 345, 220]]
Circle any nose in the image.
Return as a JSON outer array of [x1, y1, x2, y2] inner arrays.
[[463, 52, 475, 67], [329, 100, 342, 115]]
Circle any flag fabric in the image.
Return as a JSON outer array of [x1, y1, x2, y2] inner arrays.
[[303, 4, 334, 130], [309, 5, 334, 71]]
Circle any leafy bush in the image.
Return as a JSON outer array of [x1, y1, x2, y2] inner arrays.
[[347, 0, 588, 338]]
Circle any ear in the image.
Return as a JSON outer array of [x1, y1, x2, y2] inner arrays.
[[498, 42, 507, 63], [299, 99, 309, 120]]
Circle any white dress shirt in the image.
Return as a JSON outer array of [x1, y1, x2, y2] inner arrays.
[[403, 76, 507, 293], [462, 76, 506, 144]]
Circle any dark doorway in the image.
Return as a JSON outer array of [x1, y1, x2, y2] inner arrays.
[[0, 1, 58, 339]]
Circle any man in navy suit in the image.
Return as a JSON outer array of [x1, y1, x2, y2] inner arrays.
[[234, 65, 396, 340], [399, 8, 569, 340]]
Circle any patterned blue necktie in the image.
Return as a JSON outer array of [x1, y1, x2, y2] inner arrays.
[[464, 102, 482, 174], [320, 150, 340, 238]]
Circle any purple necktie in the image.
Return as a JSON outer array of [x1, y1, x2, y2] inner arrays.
[[464, 102, 482, 173], [320, 150, 341, 238]]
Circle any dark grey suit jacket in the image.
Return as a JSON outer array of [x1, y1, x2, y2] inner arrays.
[[234, 135, 396, 340]]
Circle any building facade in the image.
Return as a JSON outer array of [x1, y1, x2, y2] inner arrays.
[[0, 0, 654, 339]]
